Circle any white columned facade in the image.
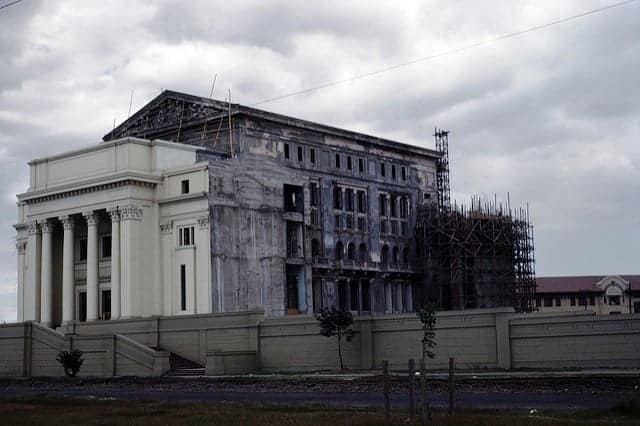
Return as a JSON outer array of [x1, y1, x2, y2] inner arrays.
[[84, 211, 100, 321], [60, 216, 75, 323], [120, 204, 142, 319], [109, 208, 121, 320], [25, 221, 42, 322], [39, 221, 54, 327]]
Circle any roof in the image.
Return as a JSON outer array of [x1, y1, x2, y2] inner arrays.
[[103, 90, 441, 159], [536, 275, 640, 294]]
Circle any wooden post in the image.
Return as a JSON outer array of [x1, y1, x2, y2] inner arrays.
[[408, 359, 415, 420], [448, 357, 455, 416], [383, 360, 390, 423], [419, 359, 427, 424]]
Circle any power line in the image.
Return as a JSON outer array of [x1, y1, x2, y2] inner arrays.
[[250, 0, 638, 107], [0, 0, 23, 12]]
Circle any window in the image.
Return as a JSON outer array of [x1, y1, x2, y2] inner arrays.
[[634, 302, 640, 313], [400, 197, 409, 219], [78, 292, 87, 322], [570, 296, 576, 306], [338, 280, 349, 310], [345, 215, 354, 229], [333, 187, 342, 209], [347, 156, 352, 170], [101, 235, 111, 259], [335, 214, 342, 228], [347, 243, 355, 261], [578, 295, 587, 306], [310, 182, 319, 207], [358, 243, 368, 262], [287, 274, 298, 310], [313, 279, 323, 312], [390, 195, 397, 218], [180, 264, 186, 311], [380, 220, 387, 234], [181, 179, 190, 194], [311, 239, 321, 257], [345, 189, 354, 211], [179, 226, 195, 247], [555, 297, 561, 307], [297, 146, 304, 162], [608, 295, 621, 305], [335, 241, 344, 261], [350, 281, 359, 310], [284, 143, 290, 159], [101, 290, 111, 320], [379, 194, 387, 217], [391, 165, 396, 180], [310, 148, 316, 164], [543, 296, 553, 307], [381, 245, 389, 267], [335, 153, 341, 169], [391, 221, 398, 235], [78, 238, 87, 261], [357, 217, 366, 232], [357, 191, 366, 213], [358, 158, 364, 173], [401, 167, 407, 181], [361, 281, 371, 311], [380, 163, 386, 177], [401, 222, 408, 236]]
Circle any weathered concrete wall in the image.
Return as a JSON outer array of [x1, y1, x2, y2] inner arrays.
[[3, 309, 640, 377]]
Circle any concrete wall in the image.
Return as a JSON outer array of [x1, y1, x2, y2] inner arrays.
[[3, 308, 640, 377]]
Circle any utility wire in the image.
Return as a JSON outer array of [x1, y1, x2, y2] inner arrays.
[[250, 0, 638, 107], [0, 0, 23, 12]]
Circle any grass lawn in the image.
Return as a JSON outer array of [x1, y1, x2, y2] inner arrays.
[[1, 397, 640, 425]]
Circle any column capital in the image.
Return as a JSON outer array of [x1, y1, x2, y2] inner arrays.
[[40, 221, 54, 234], [59, 215, 75, 230], [107, 207, 121, 222], [197, 216, 209, 230], [27, 221, 40, 235], [83, 211, 100, 226], [120, 204, 143, 221], [160, 221, 173, 234], [15, 240, 26, 255]]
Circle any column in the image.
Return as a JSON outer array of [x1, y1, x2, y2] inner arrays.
[[385, 281, 393, 313], [120, 204, 142, 319], [25, 221, 42, 322], [84, 211, 99, 321], [40, 221, 53, 327], [60, 216, 75, 323], [16, 240, 26, 322], [108, 209, 121, 320], [405, 283, 413, 312]]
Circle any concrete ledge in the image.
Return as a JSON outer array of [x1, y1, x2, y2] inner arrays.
[[206, 350, 257, 375]]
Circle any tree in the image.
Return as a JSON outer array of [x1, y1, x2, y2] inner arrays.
[[316, 307, 354, 372], [417, 304, 437, 365], [56, 349, 84, 377]]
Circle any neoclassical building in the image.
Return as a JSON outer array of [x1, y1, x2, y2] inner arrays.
[[15, 90, 440, 327]]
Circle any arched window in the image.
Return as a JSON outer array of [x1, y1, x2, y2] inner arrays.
[[359, 243, 368, 263], [335, 241, 344, 261], [311, 239, 321, 258], [347, 242, 355, 261], [381, 245, 390, 267], [392, 246, 400, 265]]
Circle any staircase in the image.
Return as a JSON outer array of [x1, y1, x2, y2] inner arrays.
[[164, 352, 205, 377]]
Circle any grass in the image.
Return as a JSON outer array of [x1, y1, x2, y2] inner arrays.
[[1, 397, 640, 425]]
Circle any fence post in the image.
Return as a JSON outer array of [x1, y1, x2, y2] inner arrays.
[[408, 358, 415, 421], [448, 357, 455, 416], [383, 360, 390, 423], [420, 358, 427, 424]]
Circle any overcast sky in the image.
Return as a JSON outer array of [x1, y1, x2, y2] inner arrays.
[[1, 0, 638, 321]]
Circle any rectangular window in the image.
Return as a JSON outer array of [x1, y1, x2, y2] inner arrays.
[[390, 195, 397, 218], [298, 146, 304, 162], [78, 292, 87, 322], [391, 221, 398, 235], [634, 302, 640, 313], [179, 226, 195, 247], [543, 296, 553, 307], [401, 167, 407, 181], [181, 179, 190, 194], [380, 220, 387, 234], [358, 158, 364, 173], [284, 143, 290, 159], [391, 165, 396, 180], [380, 163, 386, 177], [379, 194, 387, 217], [287, 274, 299, 310], [335, 153, 341, 169], [357, 191, 367, 213], [349, 282, 359, 311], [101, 290, 111, 320], [345, 215, 353, 229], [347, 156, 352, 170], [180, 264, 186, 311], [334, 214, 342, 229], [310, 148, 316, 164], [78, 238, 87, 261], [608, 295, 621, 305], [401, 222, 408, 236], [310, 182, 319, 207], [101, 235, 111, 258], [357, 217, 366, 232]]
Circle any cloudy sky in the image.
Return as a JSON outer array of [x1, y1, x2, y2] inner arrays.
[[0, 0, 638, 321]]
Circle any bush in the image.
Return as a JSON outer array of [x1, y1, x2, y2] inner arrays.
[[316, 307, 354, 372], [56, 349, 84, 377]]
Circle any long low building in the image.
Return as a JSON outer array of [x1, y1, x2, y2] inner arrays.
[[535, 275, 640, 315]]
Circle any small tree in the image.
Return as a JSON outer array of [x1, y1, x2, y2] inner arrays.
[[56, 349, 84, 377], [316, 307, 354, 372], [417, 304, 437, 365]]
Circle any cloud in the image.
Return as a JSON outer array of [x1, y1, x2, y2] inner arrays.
[[0, 0, 639, 320]]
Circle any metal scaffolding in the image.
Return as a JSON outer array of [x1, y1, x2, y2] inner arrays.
[[415, 131, 536, 312]]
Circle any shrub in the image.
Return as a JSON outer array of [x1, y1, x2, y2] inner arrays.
[[56, 349, 84, 377], [316, 307, 354, 372]]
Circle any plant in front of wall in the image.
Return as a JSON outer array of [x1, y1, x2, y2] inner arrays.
[[56, 349, 84, 377], [316, 307, 354, 372]]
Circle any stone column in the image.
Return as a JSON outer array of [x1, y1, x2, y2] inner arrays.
[[84, 211, 99, 322], [120, 205, 143, 319], [385, 281, 393, 313], [108, 209, 121, 320], [59, 216, 75, 323], [40, 221, 54, 327], [25, 221, 42, 322], [16, 240, 26, 322]]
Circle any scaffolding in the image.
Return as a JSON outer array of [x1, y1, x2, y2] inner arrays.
[[415, 131, 536, 312]]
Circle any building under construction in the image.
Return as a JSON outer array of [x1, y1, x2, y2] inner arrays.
[[415, 129, 536, 312]]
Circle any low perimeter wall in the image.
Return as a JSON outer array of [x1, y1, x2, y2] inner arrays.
[[1, 308, 639, 376]]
